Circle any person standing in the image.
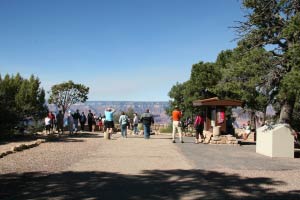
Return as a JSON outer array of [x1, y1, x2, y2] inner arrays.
[[87, 110, 94, 132], [243, 121, 251, 140], [101, 116, 106, 132], [133, 113, 139, 135], [92, 113, 97, 132], [67, 111, 74, 135], [72, 109, 80, 133], [105, 107, 115, 138], [49, 111, 56, 134], [45, 114, 51, 134], [56, 110, 64, 134], [98, 116, 104, 132], [140, 109, 154, 139], [172, 106, 184, 143], [80, 111, 87, 132], [194, 113, 204, 143], [119, 111, 129, 138]]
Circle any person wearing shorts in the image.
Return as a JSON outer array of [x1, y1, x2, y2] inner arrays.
[[105, 107, 115, 138]]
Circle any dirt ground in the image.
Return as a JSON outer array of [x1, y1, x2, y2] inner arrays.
[[1, 132, 299, 199]]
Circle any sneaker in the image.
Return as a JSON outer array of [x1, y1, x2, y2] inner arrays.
[[181, 140, 184, 143], [172, 140, 176, 143]]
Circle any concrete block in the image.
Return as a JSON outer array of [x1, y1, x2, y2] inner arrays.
[[256, 124, 294, 158]]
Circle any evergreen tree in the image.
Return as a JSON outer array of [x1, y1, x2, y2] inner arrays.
[[0, 73, 47, 133], [236, 0, 300, 123], [15, 75, 47, 120], [168, 62, 220, 118]]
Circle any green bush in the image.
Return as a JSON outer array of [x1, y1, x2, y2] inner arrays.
[[0, 73, 47, 134], [159, 124, 173, 133]]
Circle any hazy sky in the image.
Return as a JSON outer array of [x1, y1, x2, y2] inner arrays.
[[0, 0, 244, 101]]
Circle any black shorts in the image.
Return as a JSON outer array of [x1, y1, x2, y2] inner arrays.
[[45, 125, 51, 131], [105, 121, 114, 128]]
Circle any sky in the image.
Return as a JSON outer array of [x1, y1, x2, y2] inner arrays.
[[0, 0, 245, 101]]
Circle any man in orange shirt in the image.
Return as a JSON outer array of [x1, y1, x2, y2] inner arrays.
[[172, 106, 184, 143]]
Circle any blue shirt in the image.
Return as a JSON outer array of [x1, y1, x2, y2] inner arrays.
[[105, 110, 115, 121]]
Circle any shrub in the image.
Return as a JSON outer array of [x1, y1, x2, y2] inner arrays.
[[159, 124, 173, 133]]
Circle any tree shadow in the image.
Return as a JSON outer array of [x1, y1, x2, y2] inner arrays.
[[240, 141, 256, 146], [44, 133, 103, 143], [295, 149, 300, 158], [1, 169, 299, 200], [0, 134, 47, 145], [67, 132, 103, 139]]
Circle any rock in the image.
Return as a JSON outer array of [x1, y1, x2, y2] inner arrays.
[[0, 152, 7, 158], [211, 136, 221, 141], [28, 143, 38, 148], [104, 132, 111, 140], [36, 139, 46, 145]]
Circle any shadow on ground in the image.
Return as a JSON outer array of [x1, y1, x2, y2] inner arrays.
[[0, 132, 103, 145], [1, 169, 299, 200], [47, 132, 103, 142], [0, 134, 42, 145]]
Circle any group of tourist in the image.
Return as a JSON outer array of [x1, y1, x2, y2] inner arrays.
[[44, 106, 208, 144], [105, 107, 154, 139], [45, 109, 101, 134], [44, 106, 300, 146], [44, 108, 155, 139]]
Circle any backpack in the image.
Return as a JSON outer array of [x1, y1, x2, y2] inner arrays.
[[80, 114, 86, 123], [121, 115, 129, 125]]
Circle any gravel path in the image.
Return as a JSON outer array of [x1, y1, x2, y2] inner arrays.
[[0, 133, 192, 174], [67, 134, 192, 174], [0, 133, 103, 173], [0, 132, 300, 199]]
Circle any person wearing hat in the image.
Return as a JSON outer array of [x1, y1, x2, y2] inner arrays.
[[172, 106, 184, 143]]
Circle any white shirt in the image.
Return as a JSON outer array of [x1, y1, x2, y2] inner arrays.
[[45, 117, 51, 125]]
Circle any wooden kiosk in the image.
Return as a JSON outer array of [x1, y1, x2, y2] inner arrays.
[[193, 97, 243, 134]]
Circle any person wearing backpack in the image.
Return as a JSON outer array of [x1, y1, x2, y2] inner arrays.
[[72, 109, 81, 133], [119, 111, 129, 138], [80, 111, 87, 132], [133, 113, 139, 135], [56, 110, 64, 134], [87, 110, 94, 132], [140, 109, 154, 139], [194, 112, 205, 144]]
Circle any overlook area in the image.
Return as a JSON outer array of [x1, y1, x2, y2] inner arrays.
[[1, 0, 300, 199]]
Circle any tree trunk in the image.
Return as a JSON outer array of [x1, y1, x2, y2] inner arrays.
[[262, 108, 266, 125], [250, 111, 256, 131], [279, 97, 296, 124]]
